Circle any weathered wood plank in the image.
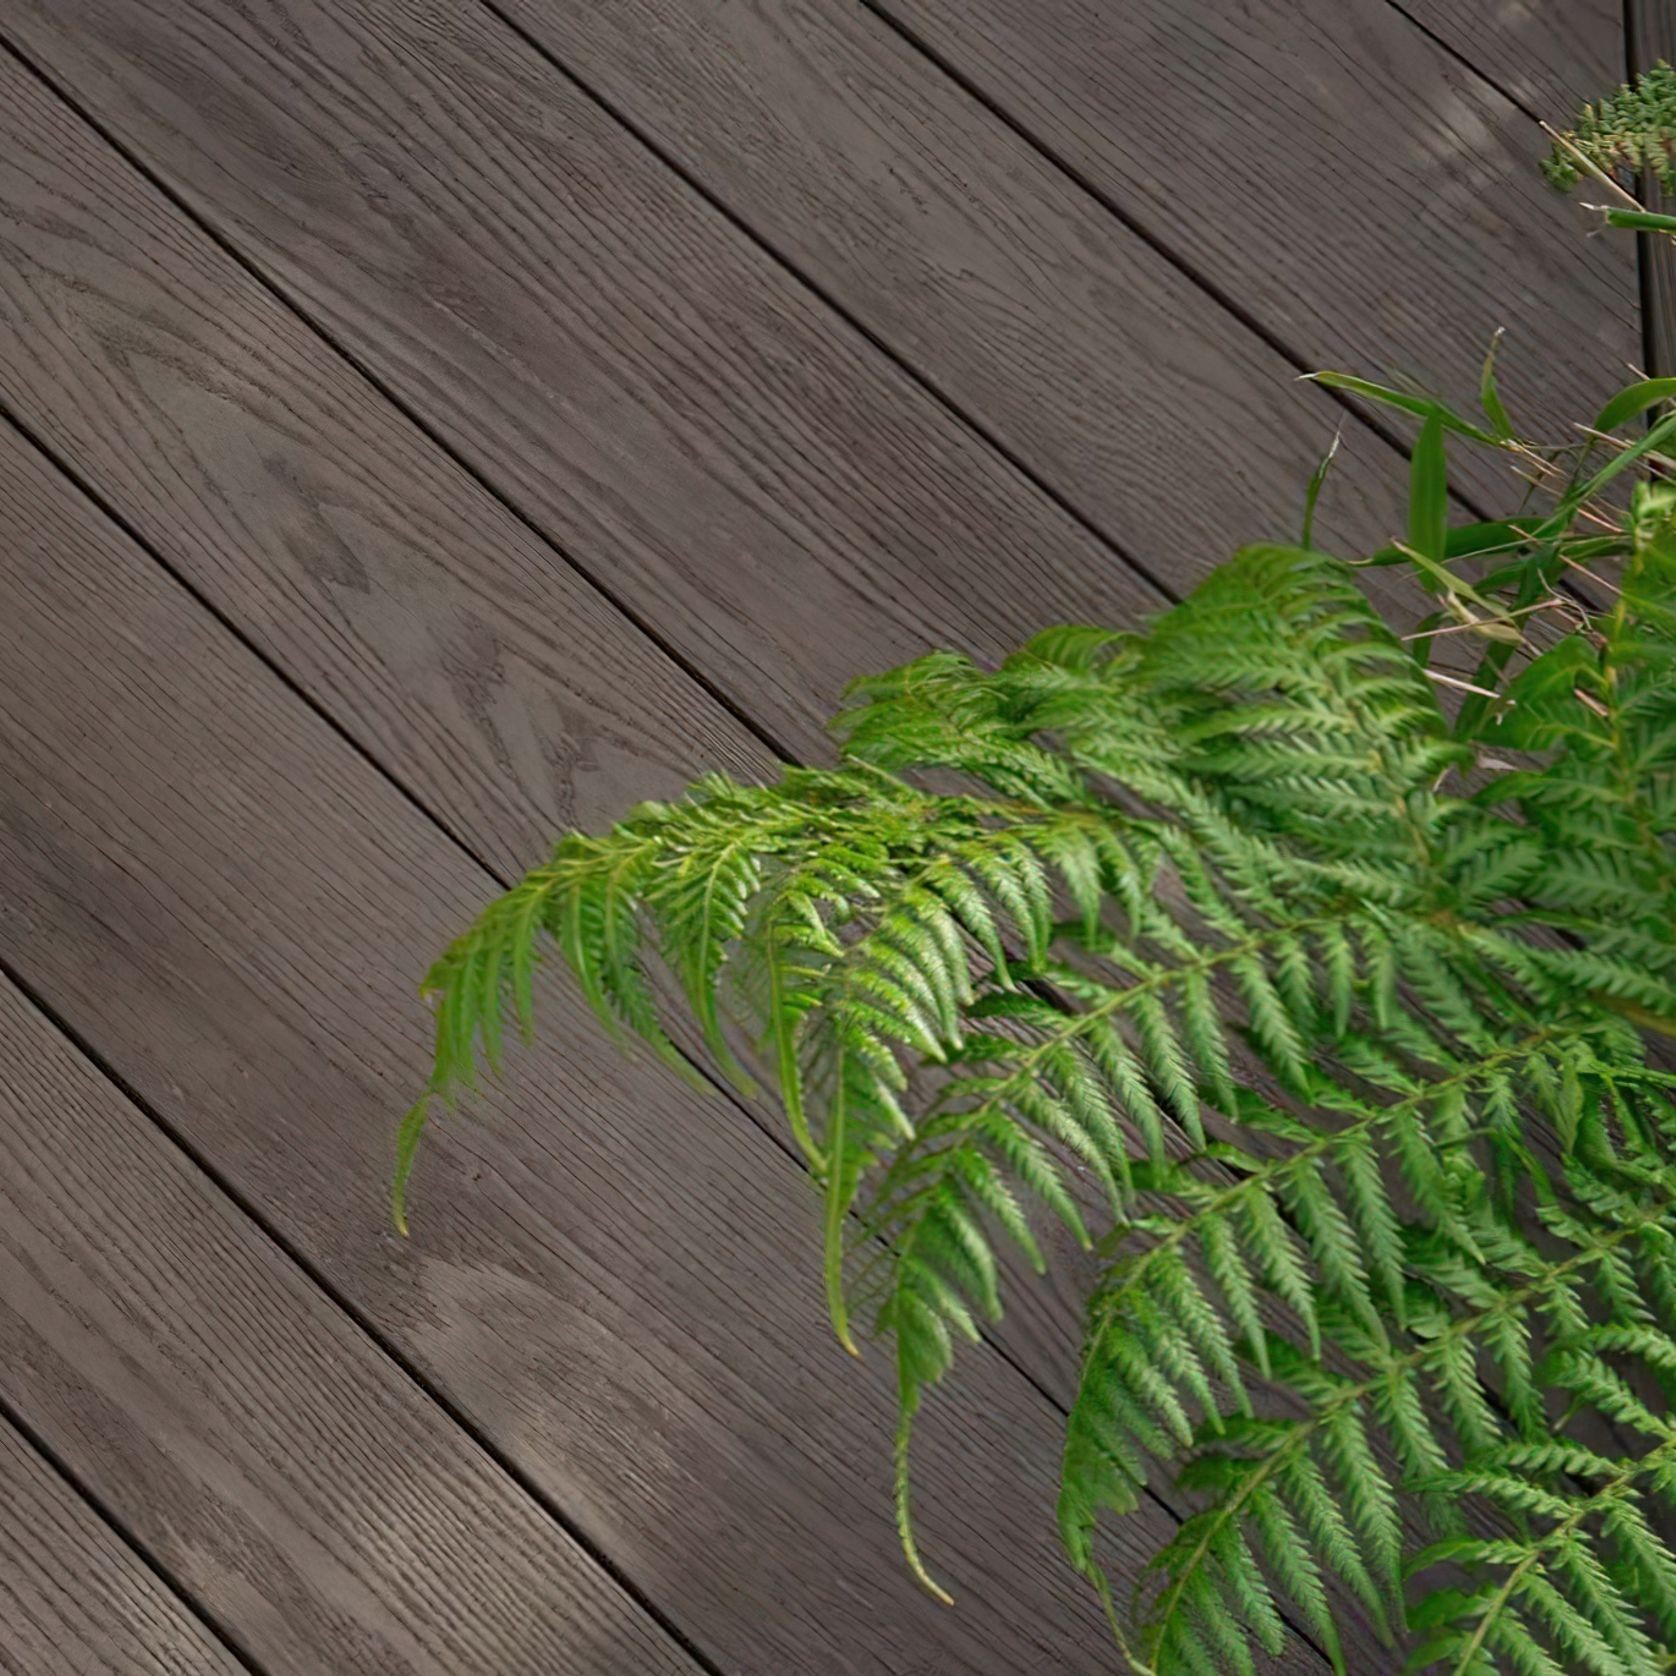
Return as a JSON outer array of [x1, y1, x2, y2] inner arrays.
[[0, 981, 704, 1675], [0, 39, 1460, 1665], [0, 1420, 241, 1676], [0, 421, 1205, 1673], [1637, 0, 1676, 83], [865, 0, 1635, 497], [0, 64, 1418, 1653], [0, 0, 1406, 774], [0, 47, 1301, 1637], [1396, 0, 1621, 114]]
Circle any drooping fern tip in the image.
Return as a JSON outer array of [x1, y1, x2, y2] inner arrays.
[[395, 116, 1676, 1676]]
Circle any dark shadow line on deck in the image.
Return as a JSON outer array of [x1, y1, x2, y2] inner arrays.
[[0, 1321, 271, 1676], [0, 952, 733, 1676], [1626, 0, 1672, 381]]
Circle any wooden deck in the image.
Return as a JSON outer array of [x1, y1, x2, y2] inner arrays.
[[0, 2, 1652, 1671]]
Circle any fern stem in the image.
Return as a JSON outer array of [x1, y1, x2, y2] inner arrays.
[[824, 1054, 861, 1357], [1090, 1567, 1161, 1676], [891, 1394, 954, 1607]]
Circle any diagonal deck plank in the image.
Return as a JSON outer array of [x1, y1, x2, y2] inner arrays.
[[0, 42, 1310, 1640], [0, 57, 1437, 1640], [0, 420, 1220, 1672], [0, 68, 1366, 1665], [0, 42, 770, 880], [1393, 0, 1621, 114], [0, 0, 1410, 770], [0, 25, 1124, 1443], [0, 2, 1625, 1668], [0, 977, 708, 1676], [391, 0, 1412, 579], [861, 0, 1634, 503], [1633, 2, 1676, 380], [0, 1420, 243, 1676]]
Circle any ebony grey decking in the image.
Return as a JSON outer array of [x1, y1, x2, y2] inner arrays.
[[0, 3, 1652, 1672]]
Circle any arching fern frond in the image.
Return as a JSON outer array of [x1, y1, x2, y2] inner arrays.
[[1401, 1142, 1676, 1676], [402, 360, 1676, 1671]]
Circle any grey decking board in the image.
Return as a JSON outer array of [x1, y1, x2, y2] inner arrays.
[[1393, 0, 1622, 115], [0, 25, 1119, 1458], [0, 416, 1176, 1673], [0, 974, 704, 1676], [864, 0, 1635, 511], [1633, 1, 1676, 379], [0, 0, 1627, 1669], [464, 0, 1420, 580], [0, 0, 1412, 775], [0, 53, 1405, 1664], [0, 1419, 244, 1676], [0, 0, 1286, 1409], [0, 42, 770, 880], [0, 40, 1294, 1655]]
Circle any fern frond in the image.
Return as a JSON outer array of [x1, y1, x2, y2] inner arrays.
[[1469, 486, 1676, 1056], [405, 427, 1676, 1670], [1411, 1428, 1676, 1675]]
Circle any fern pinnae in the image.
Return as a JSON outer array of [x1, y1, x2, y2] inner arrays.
[[1421, 1432, 1676, 1676], [1068, 1034, 1670, 1668], [765, 934, 820, 1169]]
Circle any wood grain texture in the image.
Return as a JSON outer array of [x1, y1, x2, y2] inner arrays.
[[870, 0, 1637, 500], [0, 32, 1134, 1443], [437, 0, 1409, 578], [0, 976, 708, 1676], [0, 1421, 240, 1676], [0, 423, 1231, 1673], [0, 0, 1408, 772], [0, 44, 768, 880], [0, 58, 1421, 1642], [0, 31, 1496, 1666], [1396, 0, 1621, 115]]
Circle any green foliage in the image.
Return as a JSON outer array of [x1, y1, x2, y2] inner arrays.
[[1544, 61, 1676, 194], [398, 97, 1676, 1676]]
